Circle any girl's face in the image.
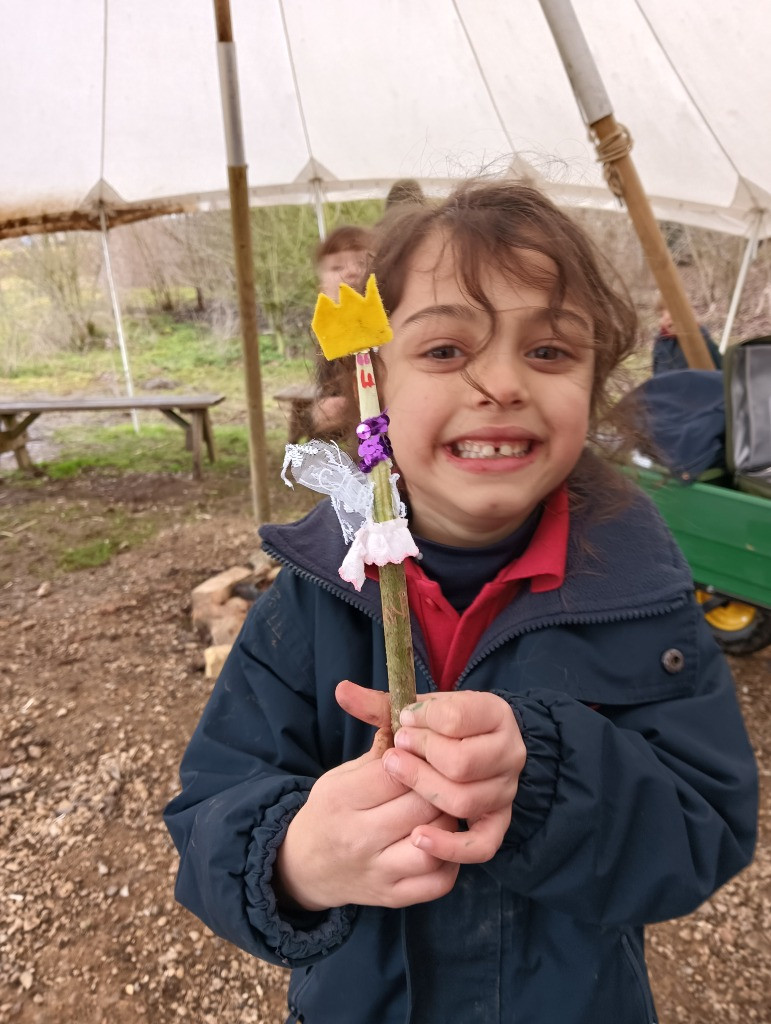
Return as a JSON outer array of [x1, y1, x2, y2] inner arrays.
[[379, 232, 595, 547]]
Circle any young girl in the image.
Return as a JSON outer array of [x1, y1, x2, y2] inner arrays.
[[165, 181, 757, 1024]]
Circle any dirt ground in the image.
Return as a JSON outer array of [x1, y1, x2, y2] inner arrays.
[[1, 471, 769, 1024]]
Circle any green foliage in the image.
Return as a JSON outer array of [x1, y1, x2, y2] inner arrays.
[[326, 198, 384, 230], [5, 232, 107, 352], [0, 312, 316, 399], [0, 199, 387, 374]]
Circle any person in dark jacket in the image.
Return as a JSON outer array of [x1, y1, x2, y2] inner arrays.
[[653, 296, 723, 374], [165, 181, 757, 1024]]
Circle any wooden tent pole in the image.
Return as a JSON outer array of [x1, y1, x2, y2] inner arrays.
[[213, 0, 271, 521], [589, 114, 715, 369], [539, 0, 715, 369]]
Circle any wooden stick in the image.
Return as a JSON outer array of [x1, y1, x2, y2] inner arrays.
[[354, 350, 417, 733]]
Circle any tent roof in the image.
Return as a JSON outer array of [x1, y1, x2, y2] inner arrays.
[[2, 0, 770, 239]]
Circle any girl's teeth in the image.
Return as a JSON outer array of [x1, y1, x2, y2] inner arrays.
[[453, 440, 530, 459]]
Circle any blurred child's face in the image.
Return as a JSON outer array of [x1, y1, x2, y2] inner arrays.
[[658, 307, 674, 335], [379, 233, 595, 547], [318, 249, 369, 299]]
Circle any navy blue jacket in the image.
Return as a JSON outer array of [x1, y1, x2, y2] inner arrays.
[[653, 326, 723, 374], [165, 484, 757, 1024], [631, 370, 726, 481]]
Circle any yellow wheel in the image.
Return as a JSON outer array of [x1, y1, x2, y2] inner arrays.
[[696, 591, 757, 631], [695, 588, 771, 655]]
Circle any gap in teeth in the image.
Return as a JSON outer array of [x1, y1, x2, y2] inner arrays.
[[454, 440, 531, 459]]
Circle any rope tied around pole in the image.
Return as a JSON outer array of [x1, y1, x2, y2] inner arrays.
[[589, 122, 634, 198]]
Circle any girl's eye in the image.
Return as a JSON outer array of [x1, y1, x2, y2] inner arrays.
[[528, 344, 561, 360], [528, 342, 577, 362], [426, 344, 464, 361]]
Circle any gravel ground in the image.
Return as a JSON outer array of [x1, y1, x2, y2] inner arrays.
[[0, 477, 769, 1024]]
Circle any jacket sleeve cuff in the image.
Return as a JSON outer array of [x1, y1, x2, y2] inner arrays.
[[493, 690, 561, 849], [244, 789, 358, 965]]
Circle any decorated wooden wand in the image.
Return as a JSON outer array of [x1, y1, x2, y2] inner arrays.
[[311, 275, 417, 733]]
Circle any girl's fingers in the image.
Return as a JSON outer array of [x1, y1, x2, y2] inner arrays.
[[336, 679, 392, 732], [383, 748, 518, 822], [366, 787, 455, 842], [369, 725, 394, 758], [394, 726, 520, 783], [376, 845, 461, 907], [399, 691, 510, 738], [409, 807, 513, 865]]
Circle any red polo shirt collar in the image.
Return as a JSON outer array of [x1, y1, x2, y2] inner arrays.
[[397, 484, 569, 690]]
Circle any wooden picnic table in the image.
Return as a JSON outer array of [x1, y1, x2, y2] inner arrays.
[[273, 384, 318, 444], [0, 394, 225, 479]]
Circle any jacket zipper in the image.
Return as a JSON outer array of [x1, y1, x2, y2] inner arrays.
[[260, 541, 437, 686], [262, 542, 685, 692]]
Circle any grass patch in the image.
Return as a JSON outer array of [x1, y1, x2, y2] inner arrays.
[[59, 537, 126, 571], [0, 494, 162, 581], [40, 422, 253, 479], [54, 505, 162, 572]]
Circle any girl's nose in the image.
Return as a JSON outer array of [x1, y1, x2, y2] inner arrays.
[[472, 354, 529, 407]]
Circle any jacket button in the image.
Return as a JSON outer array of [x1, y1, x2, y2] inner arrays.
[[661, 648, 685, 673]]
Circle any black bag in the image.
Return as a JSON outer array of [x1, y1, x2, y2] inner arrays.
[[724, 335, 771, 498]]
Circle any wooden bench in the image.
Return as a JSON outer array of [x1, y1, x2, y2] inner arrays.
[[0, 394, 225, 479], [273, 385, 318, 444]]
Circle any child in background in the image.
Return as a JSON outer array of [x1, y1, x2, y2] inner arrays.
[[311, 225, 373, 436], [315, 224, 371, 299], [653, 293, 723, 374], [165, 180, 757, 1024]]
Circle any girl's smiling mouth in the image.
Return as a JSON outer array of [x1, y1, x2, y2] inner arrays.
[[451, 439, 533, 459]]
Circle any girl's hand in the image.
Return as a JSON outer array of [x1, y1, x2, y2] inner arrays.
[[384, 692, 526, 864], [274, 683, 459, 913]]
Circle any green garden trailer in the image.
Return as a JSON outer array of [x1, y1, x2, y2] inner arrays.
[[632, 465, 771, 655]]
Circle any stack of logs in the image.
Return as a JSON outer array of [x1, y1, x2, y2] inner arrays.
[[191, 550, 281, 680]]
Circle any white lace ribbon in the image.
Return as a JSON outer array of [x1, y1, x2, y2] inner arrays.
[[282, 440, 373, 544], [339, 518, 419, 591]]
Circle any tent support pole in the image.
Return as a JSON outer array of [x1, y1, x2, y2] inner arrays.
[[99, 207, 139, 432], [720, 212, 762, 353], [214, 0, 271, 522], [539, 0, 715, 370], [311, 178, 327, 241]]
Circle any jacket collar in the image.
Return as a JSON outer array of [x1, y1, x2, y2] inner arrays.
[[258, 477, 693, 627]]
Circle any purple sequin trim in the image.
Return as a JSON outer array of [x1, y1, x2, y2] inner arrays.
[[357, 412, 393, 473]]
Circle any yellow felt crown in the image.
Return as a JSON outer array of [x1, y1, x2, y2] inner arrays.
[[311, 274, 393, 361]]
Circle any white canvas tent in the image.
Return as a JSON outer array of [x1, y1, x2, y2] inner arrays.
[[1, 0, 770, 240]]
